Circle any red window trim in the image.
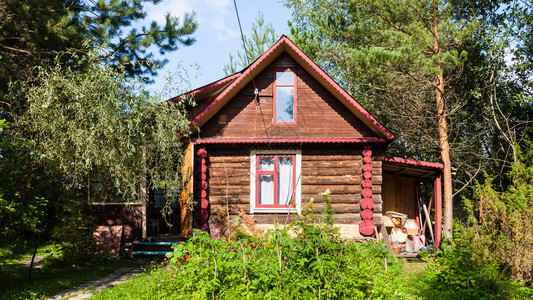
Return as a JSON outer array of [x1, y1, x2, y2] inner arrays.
[[273, 68, 297, 124], [255, 154, 296, 208]]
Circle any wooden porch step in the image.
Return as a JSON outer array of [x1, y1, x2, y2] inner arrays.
[[129, 250, 170, 256]]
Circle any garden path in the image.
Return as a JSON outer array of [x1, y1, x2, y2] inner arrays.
[[47, 266, 143, 299]]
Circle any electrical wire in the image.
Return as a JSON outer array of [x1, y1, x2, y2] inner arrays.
[[232, 0, 258, 94], [232, 0, 270, 139]]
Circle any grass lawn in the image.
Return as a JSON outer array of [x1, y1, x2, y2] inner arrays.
[[0, 267, 117, 300], [0, 243, 140, 300]]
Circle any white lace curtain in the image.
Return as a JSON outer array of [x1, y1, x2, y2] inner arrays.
[[258, 156, 293, 206]]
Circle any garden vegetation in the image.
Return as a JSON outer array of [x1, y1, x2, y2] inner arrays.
[[92, 193, 533, 299]]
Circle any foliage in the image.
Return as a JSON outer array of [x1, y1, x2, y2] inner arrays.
[[402, 251, 533, 300], [423, 243, 520, 299], [0, 119, 49, 239], [89, 191, 533, 299], [0, 0, 197, 90], [0, 0, 198, 255], [223, 12, 277, 75], [283, 0, 488, 238], [0, 195, 47, 239], [20, 52, 194, 204], [38, 198, 102, 267], [93, 192, 412, 299], [455, 141, 533, 285]]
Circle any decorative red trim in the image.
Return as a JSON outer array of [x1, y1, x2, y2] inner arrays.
[[169, 73, 241, 103], [189, 35, 394, 140], [382, 156, 444, 170], [273, 68, 297, 124], [195, 148, 209, 231], [188, 138, 387, 144], [360, 146, 374, 236], [359, 219, 375, 236]]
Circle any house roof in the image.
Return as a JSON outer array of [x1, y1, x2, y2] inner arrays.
[[382, 156, 443, 179], [170, 72, 240, 104], [182, 35, 394, 140], [187, 137, 388, 144]]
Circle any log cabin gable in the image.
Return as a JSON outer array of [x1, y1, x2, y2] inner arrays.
[[198, 54, 380, 139], [186, 35, 394, 142]]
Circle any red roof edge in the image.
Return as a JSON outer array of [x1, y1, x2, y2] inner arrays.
[[382, 156, 444, 170], [184, 138, 387, 144], [282, 37, 394, 140], [189, 36, 393, 140], [169, 72, 241, 103], [190, 36, 289, 125]]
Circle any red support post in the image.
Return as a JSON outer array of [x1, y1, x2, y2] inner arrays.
[[434, 174, 442, 249]]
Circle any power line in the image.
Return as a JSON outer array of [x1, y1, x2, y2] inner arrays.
[[232, 0, 269, 139], [233, 0, 251, 66], [232, 0, 257, 93]]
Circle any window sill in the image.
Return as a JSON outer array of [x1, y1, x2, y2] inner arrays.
[[251, 207, 298, 214]]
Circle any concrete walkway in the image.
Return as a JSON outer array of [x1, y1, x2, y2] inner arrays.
[[47, 267, 143, 300]]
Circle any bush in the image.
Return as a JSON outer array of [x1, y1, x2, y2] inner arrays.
[[419, 240, 530, 299], [40, 204, 108, 267], [455, 143, 533, 285], [91, 190, 533, 299], [94, 191, 411, 299]]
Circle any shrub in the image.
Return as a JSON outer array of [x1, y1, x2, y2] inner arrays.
[[92, 190, 533, 299], [153, 190, 410, 299], [455, 143, 533, 285]]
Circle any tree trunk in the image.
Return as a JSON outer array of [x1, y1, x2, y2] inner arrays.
[[433, 12, 453, 240], [29, 233, 40, 283]]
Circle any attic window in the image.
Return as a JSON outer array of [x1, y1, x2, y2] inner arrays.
[[274, 69, 296, 123]]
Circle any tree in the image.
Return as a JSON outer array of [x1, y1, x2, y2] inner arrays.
[[223, 12, 277, 75], [0, 0, 198, 121], [0, 0, 198, 242], [21, 53, 194, 205], [283, 0, 490, 238]]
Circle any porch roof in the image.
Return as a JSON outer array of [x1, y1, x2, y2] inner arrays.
[[382, 156, 443, 179]]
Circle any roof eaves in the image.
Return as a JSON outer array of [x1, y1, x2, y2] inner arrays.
[[187, 137, 388, 144], [169, 72, 241, 103], [382, 156, 444, 170]]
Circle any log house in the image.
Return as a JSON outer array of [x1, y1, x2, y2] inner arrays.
[[92, 36, 443, 249], [175, 36, 443, 246]]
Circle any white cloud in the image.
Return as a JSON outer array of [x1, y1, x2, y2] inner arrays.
[[145, 0, 239, 41]]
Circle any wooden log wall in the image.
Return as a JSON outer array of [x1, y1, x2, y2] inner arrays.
[[206, 146, 384, 229], [208, 154, 250, 215]]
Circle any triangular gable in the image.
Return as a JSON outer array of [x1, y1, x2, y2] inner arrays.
[[189, 35, 394, 140]]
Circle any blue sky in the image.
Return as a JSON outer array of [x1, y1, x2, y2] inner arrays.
[[142, 0, 292, 95]]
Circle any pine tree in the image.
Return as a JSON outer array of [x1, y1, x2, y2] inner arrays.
[[284, 0, 482, 238], [0, 0, 198, 120], [223, 12, 276, 75]]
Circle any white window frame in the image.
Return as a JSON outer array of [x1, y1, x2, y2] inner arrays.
[[250, 149, 302, 214]]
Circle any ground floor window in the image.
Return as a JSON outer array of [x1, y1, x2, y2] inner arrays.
[[250, 150, 301, 213]]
